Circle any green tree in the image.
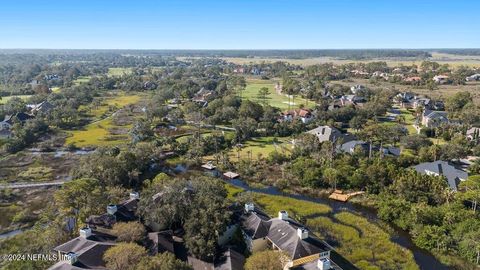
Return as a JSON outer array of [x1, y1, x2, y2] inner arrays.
[[136, 253, 192, 270], [54, 178, 105, 232], [244, 250, 288, 270], [103, 243, 147, 270], [257, 86, 271, 105], [112, 222, 146, 243]]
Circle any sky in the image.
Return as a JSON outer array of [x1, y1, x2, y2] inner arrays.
[[0, 0, 478, 49]]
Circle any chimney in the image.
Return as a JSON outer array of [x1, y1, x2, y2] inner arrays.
[[129, 191, 140, 200], [79, 227, 92, 238], [317, 258, 331, 270], [437, 163, 443, 175], [66, 252, 78, 265], [278, 210, 288, 220], [297, 227, 308, 239], [107, 204, 117, 215], [245, 203, 254, 213]]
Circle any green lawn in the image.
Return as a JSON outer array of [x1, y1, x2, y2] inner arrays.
[[243, 79, 314, 110], [0, 95, 32, 105], [108, 67, 133, 76], [224, 136, 292, 161], [73, 76, 91, 86], [51, 87, 61, 93]]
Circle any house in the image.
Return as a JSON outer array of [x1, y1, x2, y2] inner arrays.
[[240, 204, 340, 270], [341, 95, 365, 104], [44, 74, 60, 81], [49, 227, 117, 270], [0, 119, 12, 131], [307, 126, 354, 144], [412, 98, 431, 109], [412, 161, 468, 190], [0, 116, 14, 139], [467, 127, 480, 141], [143, 81, 157, 90], [251, 67, 261, 75], [192, 88, 215, 107], [350, 85, 365, 94], [3, 112, 34, 125], [433, 75, 450, 84], [339, 140, 369, 154], [283, 109, 313, 124], [0, 129, 12, 138], [86, 192, 139, 229], [404, 76, 422, 83], [380, 146, 401, 157], [50, 193, 142, 270], [233, 67, 245, 74], [421, 110, 449, 128], [27, 101, 54, 114], [394, 92, 416, 108], [466, 74, 480, 82]]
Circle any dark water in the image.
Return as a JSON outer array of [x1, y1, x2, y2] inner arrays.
[[199, 166, 450, 270], [0, 229, 23, 239]]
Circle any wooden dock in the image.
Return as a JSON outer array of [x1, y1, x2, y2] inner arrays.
[[329, 190, 365, 202]]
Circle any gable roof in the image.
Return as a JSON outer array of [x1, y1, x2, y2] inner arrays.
[[307, 126, 355, 144], [51, 231, 116, 270], [4, 112, 34, 124], [214, 248, 245, 270], [423, 110, 448, 120], [413, 160, 468, 190], [148, 230, 175, 254], [267, 219, 329, 260], [240, 210, 271, 239], [339, 140, 368, 154]]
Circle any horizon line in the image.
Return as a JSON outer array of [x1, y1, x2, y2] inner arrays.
[[0, 48, 479, 51]]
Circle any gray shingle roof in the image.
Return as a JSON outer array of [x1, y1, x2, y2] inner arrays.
[[214, 248, 245, 270], [413, 160, 468, 190], [267, 219, 329, 260], [240, 210, 271, 239]]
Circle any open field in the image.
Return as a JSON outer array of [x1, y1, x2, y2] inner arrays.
[[222, 53, 480, 68], [243, 79, 315, 110], [65, 117, 131, 147], [0, 95, 32, 105], [108, 67, 133, 76], [249, 193, 419, 270], [65, 92, 143, 147], [73, 76, 91, 86], [227, 136, 291, 161], [86, 93, 142, 119], [335, 78, 480, 103]]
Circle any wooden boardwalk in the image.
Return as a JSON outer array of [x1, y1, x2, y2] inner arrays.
[[329, 190, 365, 202]]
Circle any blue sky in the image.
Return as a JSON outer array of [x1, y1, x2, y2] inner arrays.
[[0, 0, 478, 49]]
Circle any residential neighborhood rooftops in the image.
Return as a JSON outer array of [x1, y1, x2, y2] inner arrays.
[[51, 229, 117, 270], [241, 205, 332, 267], [412, 160, 468, 190], [307, 125, 354, 144]]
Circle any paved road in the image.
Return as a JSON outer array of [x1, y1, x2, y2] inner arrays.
[[0, 181, 65, 189]]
